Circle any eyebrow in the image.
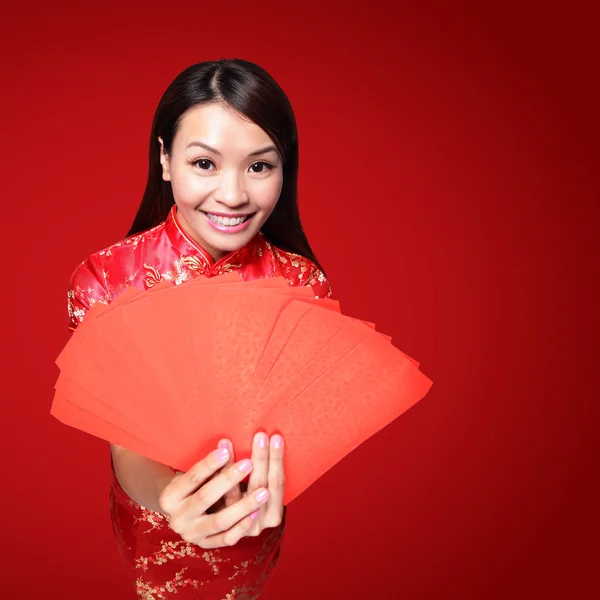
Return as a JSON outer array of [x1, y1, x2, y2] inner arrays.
[[185, 140, 278, 157]]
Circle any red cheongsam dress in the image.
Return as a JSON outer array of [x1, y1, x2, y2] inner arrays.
[[67, 205, 332, 600]]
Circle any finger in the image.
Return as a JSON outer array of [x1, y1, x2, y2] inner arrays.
[[159, 447, 230, 515], [186, 458, 254, 516], [247, 432, 269, 495], [244, 432, 269, 533], [201, 487, 271, 546], [218, 439, 243, 507], [200, 509, 259, 549], [265, 434, 285, 525]]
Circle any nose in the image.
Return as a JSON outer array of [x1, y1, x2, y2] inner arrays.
[[215, 170, 248, 208]]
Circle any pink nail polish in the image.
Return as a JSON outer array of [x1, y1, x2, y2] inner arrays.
[[255, 489, 270, 503], [250, 509, 260, 520], [218, 439, 230, 450], [271, 435, 283, 449], [237, 459, 252, 473], [216, 448, 229, 461], [256, 433, 268, 449]]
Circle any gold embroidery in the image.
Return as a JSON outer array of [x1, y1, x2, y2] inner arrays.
[[202, 548, 229, 574], [223, 583, 264, 599], [251, 522, 284, 564], [131, 503, 168, 533], [183, 254, 243, 277], [268, 245, 325, 293], [227, 560, 250, 581], [136, 540, 202, 572], [98, 223, 165, 261], [143, 263, 163, 288], [226, 522, 285, 589], [67, 286, 109, 326], [69, 304, 86, 324], [110, 273, 138, 299], [181, 255, 208, 273], [131, 523, 284, 599], [215, 262, 242, 275], [136, 567, 208, 599], [172, 258, 194, 285]]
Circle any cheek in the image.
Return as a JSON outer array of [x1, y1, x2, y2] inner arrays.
[[251, 175, 283, 210], [170, 167, 211, 203]]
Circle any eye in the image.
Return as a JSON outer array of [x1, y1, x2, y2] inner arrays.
[[249, 161, 274, 174], [192, 158, 215, 170]]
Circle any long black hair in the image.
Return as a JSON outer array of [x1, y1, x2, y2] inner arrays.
[[127, 58, 324, 273]]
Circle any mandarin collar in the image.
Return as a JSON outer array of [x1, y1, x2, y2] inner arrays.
[[164, 204, 260, 275]]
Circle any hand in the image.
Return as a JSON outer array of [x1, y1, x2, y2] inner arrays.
[[199, 433, 285, 537], [158, 446, 270, 549]]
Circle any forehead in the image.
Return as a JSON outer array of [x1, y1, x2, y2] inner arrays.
[[174, 102, 273, 150]]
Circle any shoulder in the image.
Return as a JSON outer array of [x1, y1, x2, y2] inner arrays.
[[267, 242, 333, 299], [67, 221, 166, 329], [67, 253, 110, 330], [87, 220, 166, 264], [70, 221, 166, 285]]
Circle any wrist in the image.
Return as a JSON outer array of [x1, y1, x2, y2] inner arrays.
[[155, 467, 179, 510]]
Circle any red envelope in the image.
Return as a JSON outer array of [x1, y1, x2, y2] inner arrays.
[[52, 276, 433, 504]]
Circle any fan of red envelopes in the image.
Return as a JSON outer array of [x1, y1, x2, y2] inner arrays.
[[51, 273, 433, 505]]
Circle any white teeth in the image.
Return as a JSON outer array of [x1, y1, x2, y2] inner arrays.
[[206, 213, 249, 226]]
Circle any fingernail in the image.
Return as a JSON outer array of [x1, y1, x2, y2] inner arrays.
[[237, 459, 252, 473], [250, 509, 260, 520], [216, 448, 229, 461], [218, 439, 231, 450], [271, 435, 283, 449], [255, 489, 270, 503], [255, 432, 268, 449]]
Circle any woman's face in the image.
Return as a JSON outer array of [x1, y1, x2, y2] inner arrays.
[[159, 102, 283, 261]]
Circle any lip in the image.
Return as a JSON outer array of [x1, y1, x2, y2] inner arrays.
[[202, 211, 255, 234]]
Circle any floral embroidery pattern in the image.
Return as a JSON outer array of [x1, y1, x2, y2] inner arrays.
[[202, 548, 229, 575], [132, 503, 169, 533], [136, 567, 207, 599], [136, 541, 203, 572]]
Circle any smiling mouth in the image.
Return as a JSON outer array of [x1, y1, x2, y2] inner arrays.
[[203, 212, 253, 227]]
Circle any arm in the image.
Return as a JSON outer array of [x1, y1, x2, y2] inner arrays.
[[110, 444, 177, 515]]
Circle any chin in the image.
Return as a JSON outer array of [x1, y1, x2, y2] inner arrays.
[[211, 238, 247, 253], [202, 227, 257, 252]]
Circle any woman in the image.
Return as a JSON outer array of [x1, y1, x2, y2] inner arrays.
[[67, 59, 332, 599]]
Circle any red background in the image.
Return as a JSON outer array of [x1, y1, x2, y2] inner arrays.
[[2, 1, 597, 598]]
